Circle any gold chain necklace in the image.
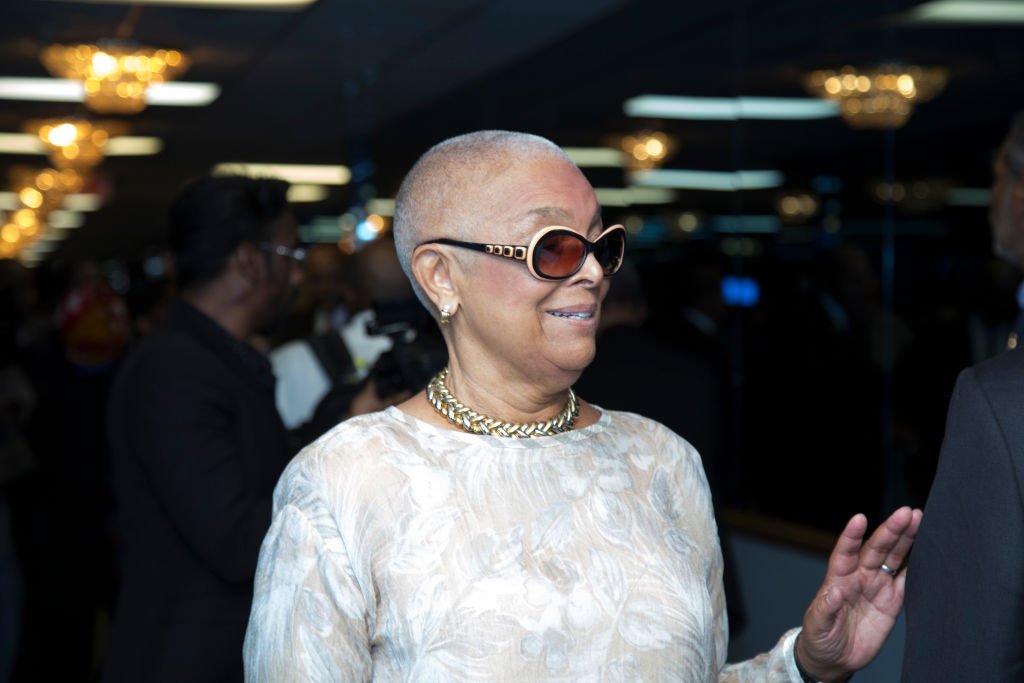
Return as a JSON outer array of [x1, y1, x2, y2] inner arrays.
[[426, 366, 579, 438]]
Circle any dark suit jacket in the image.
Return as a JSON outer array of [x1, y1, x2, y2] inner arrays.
[[901, 348, 1024, 681], [103, 300, 293, 683]]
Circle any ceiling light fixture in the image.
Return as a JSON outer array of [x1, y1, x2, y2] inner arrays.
[[630, 169, 784, 191], [619, 131, 676, 170], [0, 132, 163, 156], [25, 118, 126, 170], [40, 43, 190, 114], [214, 162, 352, 185], [46, 0, 316, 7], [593, 187, 677, 207], [562, 147, 626, 168], [946, 187, 991, 206], [903, 1, 1024, 24], [286, 184, 329, 203], [366, 198, 396, 216], [624, 95, 840, 120], [0, 78, 219, 106], [804, 64, 948, 129]]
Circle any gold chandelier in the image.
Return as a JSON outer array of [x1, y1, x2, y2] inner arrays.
[[41, 42, 189, 114], [804, 64, 947, 129], [25, 118, 125, 170], [619, 130, 676, 170], [0, 167, 86, 260]]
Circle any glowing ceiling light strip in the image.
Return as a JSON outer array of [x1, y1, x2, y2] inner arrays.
[[105, 137, 164, 155], [61, 194, 104, 212], [287, 184, 329, 203], [0, 133, 163, 156], [0, 78, 83, 102], [594, 187, 677, 206], [145, 82, 221, 106], [366, 198, 396, 216], [904, 1, 1024, 24], [0, 134, 44, 153], [624, 95, 839, 120], [46, 0, 315, 6], [215, 162, 352, 185], [0, 78, 220, 106], [563, 147, 626, 167], [48, 210, 86, 229], [39, 230, 73, 242], [630, 169, 784, 191], [946, 187, 992, 206], [23, 239, 59, 254]]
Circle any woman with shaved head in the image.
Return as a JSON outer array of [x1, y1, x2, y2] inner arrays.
[[244, 131, 921, 682]]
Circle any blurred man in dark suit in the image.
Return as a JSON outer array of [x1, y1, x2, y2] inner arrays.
[[103, 175, 303, 683], [901, 110, 1024, 681]]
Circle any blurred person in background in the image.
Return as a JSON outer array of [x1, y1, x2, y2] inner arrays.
[[101, 175, 304, 683], [123, 252, 176, 338], [245, 130, 921, 682], [902, 108, 1024, 681], [11, 268, 130, 682], [0, 261, 36, 683], [270, 236, 436, 432]]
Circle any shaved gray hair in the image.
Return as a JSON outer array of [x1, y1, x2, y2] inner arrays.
[[393, 130, 575, 313]]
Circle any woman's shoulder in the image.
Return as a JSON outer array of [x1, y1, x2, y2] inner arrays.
[[297, 409, 408, 464], [277, 410, 409, 492], [600, 407, 692, 441], [598, 408, 701, 461]]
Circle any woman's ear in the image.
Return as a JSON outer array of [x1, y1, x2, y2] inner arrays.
[[411, 244, 459, 316]]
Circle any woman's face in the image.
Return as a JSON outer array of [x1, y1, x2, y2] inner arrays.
[[448, 155, 610, 389]]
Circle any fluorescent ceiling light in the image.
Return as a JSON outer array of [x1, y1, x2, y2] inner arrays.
[[904, 1, 1024, 24], [0, 133, 163, 156], [946, 187, 991, 206], [631, 169, 784, 191], [0, 193, 94, 213], [0, 134, 43, 154], [0, 78, 82, 102], [39, 229, 72, 242], [106, 137, 164, 155], [48, 210, 86, 229], [287, 184, 328, 203], [563, 147, 626, 168], [46, 0, 315, 6], [366, 198, 396, 216], [23, 240, 59, 254], [711, 215, 781, 233], [146, 82, 221, 106], [215, 162, 351, 185], [62, 194, 104, 212], [624, 95, 839, 120], [594, 187, 677, 207], [0, 78, 220, 107]]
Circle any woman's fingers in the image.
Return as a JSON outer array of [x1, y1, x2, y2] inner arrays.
[[851, 506, 919, 572]]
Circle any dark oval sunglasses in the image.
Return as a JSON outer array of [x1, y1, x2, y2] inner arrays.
[[421, 224, 626, 281]]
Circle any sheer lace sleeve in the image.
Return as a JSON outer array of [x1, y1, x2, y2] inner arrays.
[[244, 459, 374, 682]]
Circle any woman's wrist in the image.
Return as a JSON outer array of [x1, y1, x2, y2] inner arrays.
[[793, 633, 853, 683]]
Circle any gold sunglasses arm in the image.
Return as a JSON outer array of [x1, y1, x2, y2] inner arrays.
[[421, 238, 528, 262], [482, 244, 528, 261]]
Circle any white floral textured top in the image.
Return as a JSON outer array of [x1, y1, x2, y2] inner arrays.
[[244, 406, 803, 682]]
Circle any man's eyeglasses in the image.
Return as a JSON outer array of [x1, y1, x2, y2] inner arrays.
[[420, 225, 626, 282], [258, 243, 307, 263]]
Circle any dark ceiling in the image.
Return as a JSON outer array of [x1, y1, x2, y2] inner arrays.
[[3, 0, 1024, 265]]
